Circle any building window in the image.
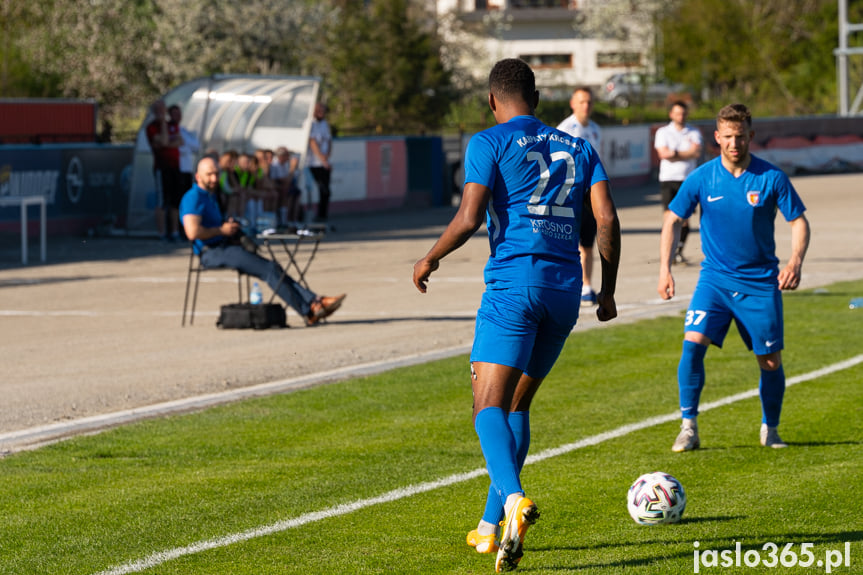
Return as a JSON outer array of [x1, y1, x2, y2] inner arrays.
[[596, 51, 641, 68], [475, 0, 571, 8], [519, 53, 572, 69], [511, 0, 571, 7]]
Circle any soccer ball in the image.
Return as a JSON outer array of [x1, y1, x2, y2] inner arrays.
[[626, 471, 686, 525]]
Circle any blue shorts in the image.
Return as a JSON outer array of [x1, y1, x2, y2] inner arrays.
[[686, 279, 784, 355], [471, 286, 581, 378]]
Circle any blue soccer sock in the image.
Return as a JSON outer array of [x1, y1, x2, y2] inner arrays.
[[759, 365, 785, 427], [678, 340, 708, 419], [475, 407, 522, 523], [480, 411, 530, 526]]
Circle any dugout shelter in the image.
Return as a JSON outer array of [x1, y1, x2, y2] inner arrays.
[[126, 74, 320, 233]]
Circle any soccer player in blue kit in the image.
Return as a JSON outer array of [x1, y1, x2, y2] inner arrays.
[[658, 103, 810, 452], [413, 58, 620, 572]]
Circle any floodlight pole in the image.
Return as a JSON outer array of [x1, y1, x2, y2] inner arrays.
[[835, 0, 863, 116]]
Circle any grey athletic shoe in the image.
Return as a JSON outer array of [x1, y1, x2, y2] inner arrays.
[[672, 418, 700, 452], [760, 424, 788, 448]]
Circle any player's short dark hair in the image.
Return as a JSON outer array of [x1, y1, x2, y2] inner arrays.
[[717, 103, 751, 127], [669, 100, 688, 112], [572, 85, 593, 98], [489, 58, 536, 105]]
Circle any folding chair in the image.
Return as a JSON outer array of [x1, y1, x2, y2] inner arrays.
[[181, 244, 250, 326]]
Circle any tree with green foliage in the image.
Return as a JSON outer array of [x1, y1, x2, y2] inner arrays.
[[3, 0, 456, 137], [14, 0, 158, 126], [659, 0, 862, 116], [312, 0, 455, 135]]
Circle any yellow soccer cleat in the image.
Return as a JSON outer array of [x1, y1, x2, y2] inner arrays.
[[495, 497, 539, 572], [466, 529, 499, 554]]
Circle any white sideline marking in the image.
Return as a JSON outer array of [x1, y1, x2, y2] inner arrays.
[[92, 353, 863, 575]]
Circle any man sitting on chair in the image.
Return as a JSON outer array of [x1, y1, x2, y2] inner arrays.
[[180, 157, 345, 326]]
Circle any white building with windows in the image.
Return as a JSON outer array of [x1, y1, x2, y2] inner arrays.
[[434, 0, 656, 99]]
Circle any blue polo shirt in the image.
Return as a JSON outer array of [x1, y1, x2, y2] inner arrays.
[[179, 183, 224, 254]]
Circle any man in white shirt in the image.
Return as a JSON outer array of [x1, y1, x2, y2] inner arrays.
[[557, 86, 602, 306], [307, 103, 333, 223], [654, 100, 703, 264]]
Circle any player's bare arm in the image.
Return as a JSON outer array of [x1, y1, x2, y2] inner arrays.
[[413, 182, 490, 293], [309, 139, 330, 169], [657, 209, 684, 300], [591, 180, 620, 321], [778, 214, 810, 291]]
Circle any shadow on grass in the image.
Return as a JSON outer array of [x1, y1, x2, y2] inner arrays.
[[713, 440, 862, 451], [521, 528, 862, 572]]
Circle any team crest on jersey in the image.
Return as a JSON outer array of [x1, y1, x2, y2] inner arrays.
[[746, 191, 761, 206]]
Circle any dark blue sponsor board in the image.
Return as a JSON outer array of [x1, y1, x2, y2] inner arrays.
[[0, 144, 133, 233]]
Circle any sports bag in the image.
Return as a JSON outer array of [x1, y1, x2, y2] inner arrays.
[[216, 303, 287, 330]]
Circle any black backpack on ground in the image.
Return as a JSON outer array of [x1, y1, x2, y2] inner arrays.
[[216, 303, 287, 329]]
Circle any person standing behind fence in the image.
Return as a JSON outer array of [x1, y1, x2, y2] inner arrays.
[[170, 105, 200, 236], [146, 99, 184, 242], [307, 102, 333, 223], [654, 100, 703, 264], [271, 146, 302, 226], [557, 86, 602, 307]]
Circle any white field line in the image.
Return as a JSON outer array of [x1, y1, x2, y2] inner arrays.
[[92, 353, 863, 575]]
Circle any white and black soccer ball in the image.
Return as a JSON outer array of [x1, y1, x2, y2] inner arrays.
[[627, 471, 686, 525]]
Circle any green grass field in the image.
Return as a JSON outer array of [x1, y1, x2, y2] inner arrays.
[[2, 280, 862, 575]]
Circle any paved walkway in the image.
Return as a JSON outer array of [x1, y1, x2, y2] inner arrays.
[[1, 173, 861, 452]]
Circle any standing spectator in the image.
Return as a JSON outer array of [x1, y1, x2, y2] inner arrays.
[[307, 102, 333, 223], [146, 99, 184, 241], [657, 103, 810, 452], [557, 86, 602, 306], [413, 59, 620, 572], [654, 100, 703, 264], [169, 105, 200, 194], [271, 146, 302, 226], [254, 148, 278, 215]]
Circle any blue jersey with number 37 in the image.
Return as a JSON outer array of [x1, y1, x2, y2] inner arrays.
[[464, 115, 608, 290], [668, 155, 806, 295]]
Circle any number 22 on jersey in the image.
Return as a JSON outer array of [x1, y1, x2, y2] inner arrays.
[[525, 150, 578, 218]]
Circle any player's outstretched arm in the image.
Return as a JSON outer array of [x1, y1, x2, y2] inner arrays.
[[657, 209, 683, 300], [591, 180, 620, 322], [413, 182, 489, 293], [778, 214, 810, 291]]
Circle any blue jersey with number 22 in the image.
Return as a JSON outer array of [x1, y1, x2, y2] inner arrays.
[[464, 115, 608, 291]]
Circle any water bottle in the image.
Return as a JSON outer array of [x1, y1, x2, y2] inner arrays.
[[250, 282, 263, 305], [850, 297, 863, 310]]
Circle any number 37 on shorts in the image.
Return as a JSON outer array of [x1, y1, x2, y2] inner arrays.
[[685, 310, 707, 327]]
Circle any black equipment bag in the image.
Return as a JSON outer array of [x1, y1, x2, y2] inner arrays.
[[216, 303, 287, 330]]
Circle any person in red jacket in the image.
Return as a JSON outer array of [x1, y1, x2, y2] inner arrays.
[[146, 99, 184, 241]]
